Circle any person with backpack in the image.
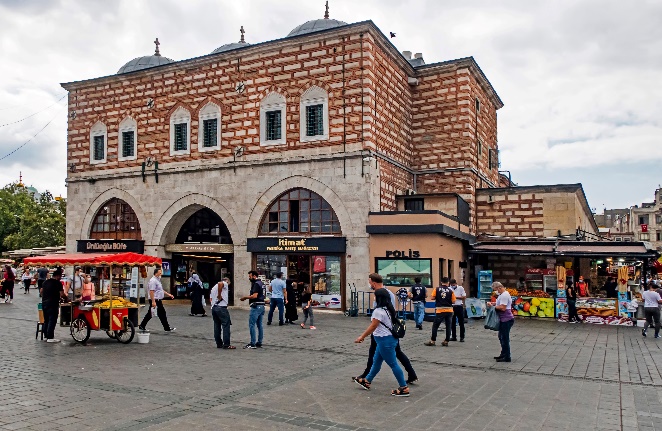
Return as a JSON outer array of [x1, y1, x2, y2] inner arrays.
[[354, 288, 410, 397], [424, 277, 456, 347]]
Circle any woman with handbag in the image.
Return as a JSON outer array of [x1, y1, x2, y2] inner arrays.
[[2, 265, 16, 304], [487, 282, 514, 362], [353, 288, 410, 397]]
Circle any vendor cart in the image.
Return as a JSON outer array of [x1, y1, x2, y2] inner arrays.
[[24, 252, 161, 344]]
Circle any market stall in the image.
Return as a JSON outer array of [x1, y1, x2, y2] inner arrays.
[[24, 252, 161, 344]]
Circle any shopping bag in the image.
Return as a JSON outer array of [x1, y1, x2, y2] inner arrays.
[[484, 306, 500, 331]]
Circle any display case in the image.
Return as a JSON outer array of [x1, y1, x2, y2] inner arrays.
[[478, 270, 493, 299]]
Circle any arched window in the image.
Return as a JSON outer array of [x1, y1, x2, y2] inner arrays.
[[198, 102, 221, 151], [170, 106, 191, 156], [118, 117, 137, 161], [260, 92, 286, 146], [90, 198, 142, 240], [259, 188, 341, 235]]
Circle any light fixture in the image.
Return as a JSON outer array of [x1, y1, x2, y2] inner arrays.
[[618, 258, 625, 262]]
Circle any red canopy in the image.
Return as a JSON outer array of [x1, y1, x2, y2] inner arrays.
[[24, 252, 162, 267]]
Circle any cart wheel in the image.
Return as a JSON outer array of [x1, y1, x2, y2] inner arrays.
[[70, 317, 91, 344], [115, 319, 135, 344], [106, 331, 116, 339]]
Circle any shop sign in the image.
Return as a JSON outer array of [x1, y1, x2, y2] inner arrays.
[[165, 244, 234, 254], [77, 239, 144, 254], [385, 249, 421, 258], [247, 237, 346, 253]]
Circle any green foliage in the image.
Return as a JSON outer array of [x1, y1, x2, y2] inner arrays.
[[0, 183, 66, 252]]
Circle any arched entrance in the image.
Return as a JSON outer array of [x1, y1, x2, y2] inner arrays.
[[165, 207, 234, 304], [89, 198, 142, 240]]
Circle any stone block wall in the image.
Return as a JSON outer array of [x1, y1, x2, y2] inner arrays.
[[476, 191, 545, 237]]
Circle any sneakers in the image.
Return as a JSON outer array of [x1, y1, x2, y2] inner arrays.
[[460, 338, 465, 342], [656, 335, 661, 339], [6, 299, 11, 304], [243, 344, 256, 349], [255, 343, 263, 348], [642, 328, 647, 337], [310, 326, 316, 330], [416, 325, 423, 330], [138, 326, 146, 331], [165, 328, 176, 333], [46, 339, 61, 343], [406, 378, 418, 385]]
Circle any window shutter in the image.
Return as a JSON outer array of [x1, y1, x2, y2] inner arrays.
[[203, 119, 218, 147], [93, 135, 105, 161], [306, 104, 324, 137], [266, 111, 282, 141], [122, 131, 134, 157], [174, 123, 187, 151]]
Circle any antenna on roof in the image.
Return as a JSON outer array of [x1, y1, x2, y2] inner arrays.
[[154, 38, 161, 56], [324, 0, 329, 19]]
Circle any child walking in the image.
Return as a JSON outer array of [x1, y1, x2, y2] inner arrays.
[[300, 288, 316, 329]]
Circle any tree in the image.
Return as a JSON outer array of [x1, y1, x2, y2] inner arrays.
[[0, 183, 66, 252]]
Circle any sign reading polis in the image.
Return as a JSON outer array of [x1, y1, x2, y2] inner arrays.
[[77, 239, 145, 254], [247, 237, 346, 253]]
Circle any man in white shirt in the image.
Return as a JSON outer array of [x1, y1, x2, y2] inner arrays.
[[449, 278, 466, 342], [211, 277, 235, 349], [642, 282, 662, 338], [138, 268, 175, 332]]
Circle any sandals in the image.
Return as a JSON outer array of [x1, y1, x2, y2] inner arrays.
[[424, 341, 436, 346], [353, 377, 371, 390], [391, 386, 410, 397]]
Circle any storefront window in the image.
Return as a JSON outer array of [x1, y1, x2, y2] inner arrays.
[[90, 198, 141, 240], [312, 255, 341, 295], [376, 258, 432, 287], [256, 255, 287, 281], [259, 188, 341, 235]]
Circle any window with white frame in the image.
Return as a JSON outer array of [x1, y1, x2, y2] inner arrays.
[[118, 117, 137, 161], [198, 102, 221, 151], [640, 232, 650, 241], [90, 121, 107, 164], [300, 86, 328, 142], [170, 107, 191, 155], [260, 92, 286, 146]]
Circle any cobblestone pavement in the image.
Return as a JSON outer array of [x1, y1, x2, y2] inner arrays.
[[0, 292, 661, 430]]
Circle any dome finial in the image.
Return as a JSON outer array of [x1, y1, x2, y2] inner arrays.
[[239, 26, 245, 43], [154, 38, 161, 56], [324, 1, 329, 19]]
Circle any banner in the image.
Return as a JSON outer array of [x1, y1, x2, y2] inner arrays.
[[465, 298, 486, 318]]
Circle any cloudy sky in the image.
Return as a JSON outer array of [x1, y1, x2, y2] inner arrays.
[[0, 0, 660, 211]]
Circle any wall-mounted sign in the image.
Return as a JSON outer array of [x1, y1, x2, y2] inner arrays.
[[385, 249, 420, 258], [247, 237, 346, 253], [77, 239, 144, 254], [165, 244, 234, 254]]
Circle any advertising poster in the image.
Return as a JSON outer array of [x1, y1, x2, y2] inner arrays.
[[512, 296, 555, 318], [556, 298, 568, 318], [161, 261, 171, 277], [617, 292, 631, 316], [465, 298, 486, 318], [576, 298, 618, 318], [311, 294, 341, 309]]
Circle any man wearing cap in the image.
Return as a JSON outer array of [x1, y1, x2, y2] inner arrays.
[[41, 268, 69, 343], [210, 277, 235, 349]]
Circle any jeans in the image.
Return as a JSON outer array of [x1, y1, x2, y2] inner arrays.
[[249, 305, 265, 345], [302, 306, 314, 326], [139, 299, 172, 331], [268, 298, 284, 324], [644, 307, 661, 336], [360, 335, 416, 381], [413, 302, 425, 326], [42, 303, 59, 339], [567, 299, 580, 322], [365, 335, 407, 388], [452, 305, 465, 340], [212, 306, 232, 347], [498, 319, 514, 359], [431, 312, 453, 342]]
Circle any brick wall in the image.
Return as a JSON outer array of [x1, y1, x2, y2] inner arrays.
[[485, 255, 549, 288], [476, 191, 545, 237]]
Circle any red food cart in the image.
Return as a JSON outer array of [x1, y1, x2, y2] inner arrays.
[[24, 252, 162, 344]]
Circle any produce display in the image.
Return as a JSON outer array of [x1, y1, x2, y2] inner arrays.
[[94, 297, 138, 309], [506, 288, 518, 296], [512, 296, 555, 318], [519, 290, 550, 298]]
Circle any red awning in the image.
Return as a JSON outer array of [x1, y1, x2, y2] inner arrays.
[[24, 252, 161, 267]]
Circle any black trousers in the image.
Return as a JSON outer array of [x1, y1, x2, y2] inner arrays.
[[451, 305, 465, 340], [359, 334, 416, 381], [431, 312, 453, 342], [644, 307, 661, 336], [567, 300, 580, 322], [42, 304, 59, 339], [139, 299, 171, 331]]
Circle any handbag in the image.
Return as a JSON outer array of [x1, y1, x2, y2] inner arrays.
[[379, 309, 406, 339], [484, 306, 500, 331]]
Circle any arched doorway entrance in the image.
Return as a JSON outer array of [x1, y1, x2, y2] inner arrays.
[[165, 207, 234, 304]]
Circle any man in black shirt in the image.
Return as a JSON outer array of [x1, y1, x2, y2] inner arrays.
[[240, 270, 265, 349], [41, 267, 69, 343], [408, 277, 426, 330]]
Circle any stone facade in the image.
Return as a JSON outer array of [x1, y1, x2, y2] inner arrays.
[[630, 188, 662, 249]]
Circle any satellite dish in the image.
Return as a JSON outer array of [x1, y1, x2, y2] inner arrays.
[[145, 156, 155, 167], [234, 146, 245, 157]]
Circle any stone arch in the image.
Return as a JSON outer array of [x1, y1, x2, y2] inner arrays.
[[81, 188, 146, 241], [192, 96, 226, 117], [296, 79, 334, 99], [246, 176, 355, 238], [151, 193, 241, 247]]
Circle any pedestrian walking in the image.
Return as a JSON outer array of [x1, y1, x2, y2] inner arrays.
[[284, 279, 299, 324], [352, 273, 417, 385], [240, 270, 265, 349], [188, 272, 206, 316], [424, 277, 455, 347], [36, 266, 48, 298], [41, 267, 69, 343], [21, 268, 32, 294], [353, 288, 410, 397], [211, 277, 235, 349], [138, 268, 176, 332], [2, 264, 16, 303], [487, 282, 515, 362], [267, 272, 287, 326], [566, 280, 580, 323], [641, 282, 662, 338], [408, 277, 426, 330], [300, 287, 315, 329], [449, 278, 466, 342]]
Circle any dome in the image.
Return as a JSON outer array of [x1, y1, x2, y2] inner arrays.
[[287, 18, 347, 37], [117, 38, 174, 74], [211, 26, 250, 54]]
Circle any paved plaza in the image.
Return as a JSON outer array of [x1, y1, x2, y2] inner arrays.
[[0, 294, 661, 431]]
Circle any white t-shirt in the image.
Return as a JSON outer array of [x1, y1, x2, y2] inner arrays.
[[371, 307, 393, 337], [451, 284, 466, 306], [496, 291, 512, 309], [210, 282, 228, 307], [642, 290, 662, 308], [372, 288, 397, 309]]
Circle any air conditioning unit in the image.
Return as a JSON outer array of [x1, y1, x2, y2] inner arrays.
[[405, 189, 416, 196]]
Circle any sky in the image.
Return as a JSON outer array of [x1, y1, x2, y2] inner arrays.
[[0, 0, 660, 212]]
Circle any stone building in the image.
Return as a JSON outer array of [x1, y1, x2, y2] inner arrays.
[[60, 6, 503, 307], [630, 188, 662, 249]]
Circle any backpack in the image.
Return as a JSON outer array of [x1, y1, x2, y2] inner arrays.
[[379, 308, 406, 339]]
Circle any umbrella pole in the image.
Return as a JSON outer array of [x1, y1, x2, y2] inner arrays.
[[109, 265, 113, 331], [137, 267, 141, 322]]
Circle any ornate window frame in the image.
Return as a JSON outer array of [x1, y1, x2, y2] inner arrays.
[[300, 86, 328, 142], [170, 106, 191, 156], [260, 92, 286, 146], [89, 121, 107, 165]]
